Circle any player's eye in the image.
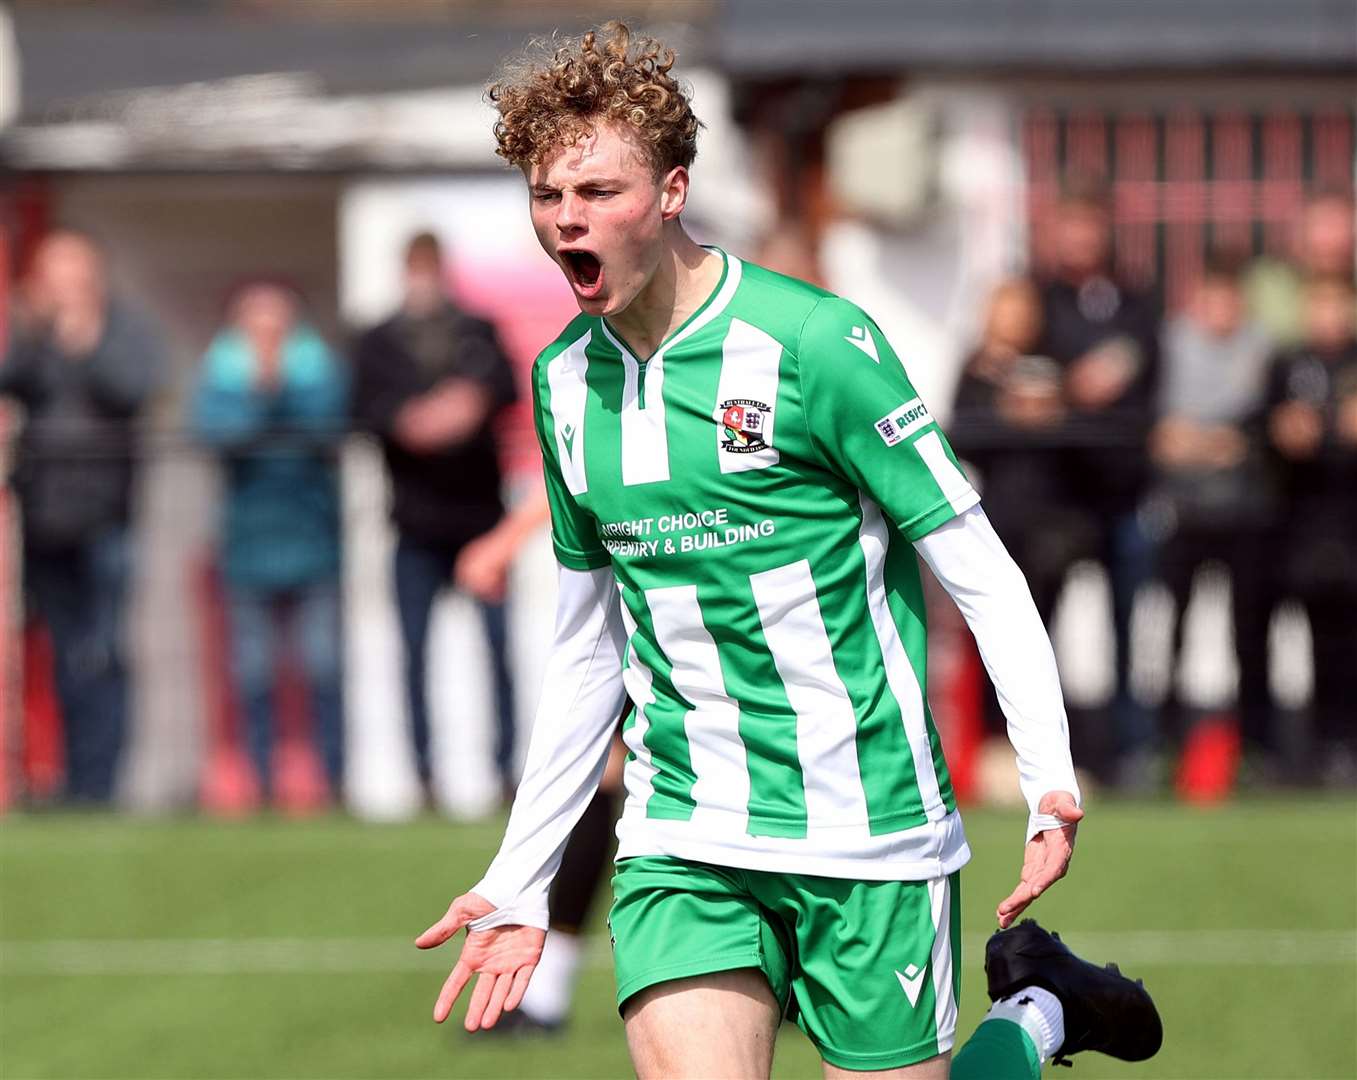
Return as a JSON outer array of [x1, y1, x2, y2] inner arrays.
[[532, 191, 560, 203], [586, 188, 617, 199]]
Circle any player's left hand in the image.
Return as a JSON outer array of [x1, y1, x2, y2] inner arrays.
[[996, 790, 1084, 930], [416, 892, 547, 1031]]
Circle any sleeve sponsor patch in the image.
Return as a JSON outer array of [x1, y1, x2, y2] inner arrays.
[[874, 397, 932, 446]]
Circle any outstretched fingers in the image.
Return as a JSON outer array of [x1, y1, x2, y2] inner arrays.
[[997, 838, 1046, 927], [464, 970, 497, 1032], [434, 961, 473, 1024], [996, 824, 1079, 928], [478, 972, 516, 1030], [504, 964, 536, 1013], [996, 880, 1035, 928]]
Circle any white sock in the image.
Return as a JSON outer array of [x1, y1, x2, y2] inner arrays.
[[518, 930, 583, 1024], [986, 985, 1065, 1062]]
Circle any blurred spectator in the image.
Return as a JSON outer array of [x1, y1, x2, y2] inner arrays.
[[1247, 191, 1356, 346], [353, 232, 519, 803], [1263, 274, 1357, 785], [1149, 254, 1276, 760], [1, 229, 164, 804], [454, 486, 550, 605], [952, 278, 1089, 625], [1036, 181, 1162, 787], [755, 221, 824, 287], [191, 282, 348, 803], [951, 277, 1097, 741]]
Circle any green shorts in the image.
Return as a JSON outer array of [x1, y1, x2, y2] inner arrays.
[[609, 856, 961, 1071]]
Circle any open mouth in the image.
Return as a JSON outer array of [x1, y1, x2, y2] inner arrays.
[[561, 250, 603, 296]]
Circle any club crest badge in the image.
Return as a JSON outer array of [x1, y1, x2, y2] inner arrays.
[[720, 399, 771, 454]]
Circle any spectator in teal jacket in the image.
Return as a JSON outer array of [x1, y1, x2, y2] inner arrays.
[[192, 282, 348, 803]]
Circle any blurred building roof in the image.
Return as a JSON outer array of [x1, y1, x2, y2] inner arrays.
[[3, 0, 1352, 172], [8, 1, 712, 120], [0, 0, 711, 170], [13, 0, 1353, 123], [719, 0, 1357, 74]]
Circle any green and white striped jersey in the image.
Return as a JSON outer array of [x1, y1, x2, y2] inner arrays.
[[533, 250, 979, 879]]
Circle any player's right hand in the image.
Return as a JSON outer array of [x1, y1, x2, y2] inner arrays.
[[415, 892, 547, 1031], [995, 790, 1084, 930]]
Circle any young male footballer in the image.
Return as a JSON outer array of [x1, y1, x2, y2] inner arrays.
[[417, 23, 1161, 1078]]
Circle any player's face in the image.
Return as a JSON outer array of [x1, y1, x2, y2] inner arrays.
[[527, 122, 686, 318]]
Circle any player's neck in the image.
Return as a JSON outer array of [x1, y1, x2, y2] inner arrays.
[[607, 228, 723, 359]]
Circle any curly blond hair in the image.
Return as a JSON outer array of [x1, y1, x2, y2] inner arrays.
[[488, 22, 700, 176]]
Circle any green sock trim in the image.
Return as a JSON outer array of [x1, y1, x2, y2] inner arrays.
[[951, 1017, 1043, 1080]]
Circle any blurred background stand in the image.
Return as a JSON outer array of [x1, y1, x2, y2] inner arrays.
[[0, 0, 1352, 812]]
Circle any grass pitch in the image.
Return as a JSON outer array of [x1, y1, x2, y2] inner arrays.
[[2, 797, 1354, 1079]]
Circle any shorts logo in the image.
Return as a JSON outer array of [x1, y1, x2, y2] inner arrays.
[[896, 964, 927, 1007], [875, 397, 931, 446], [720, 398, 771, 454]]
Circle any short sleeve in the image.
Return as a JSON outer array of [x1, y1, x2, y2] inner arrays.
[[796, 296, 980, 541], [532, 365, 609, 571]]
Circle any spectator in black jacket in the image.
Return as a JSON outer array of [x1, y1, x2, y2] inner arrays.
[[951, 277, 1097, 741], [353, 232, 519, 803], [1036, 182, 1162, 788], [952, 277, 1092, 627], [1, 229, 164, 804], [1264, 274, 1357, 785]]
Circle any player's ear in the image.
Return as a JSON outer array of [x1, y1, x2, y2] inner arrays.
[[659, 166, 689, 221]]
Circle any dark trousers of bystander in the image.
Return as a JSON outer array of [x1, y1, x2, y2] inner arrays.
[[1296, 588, 1357, 750], [1157, 524, 1275, 753], [24, 527, 131, 804], [1102, 510, 1159, 765], [979, 503, 1156, 782], [393, 535, 516, 790], [1281, 513, 1357, 770]]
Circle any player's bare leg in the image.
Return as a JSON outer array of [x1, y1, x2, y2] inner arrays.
[[623, 968, 781, 1079], [821, 1051, 951, 1079]]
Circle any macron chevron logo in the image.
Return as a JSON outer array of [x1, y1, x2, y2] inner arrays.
[[845, 325, 880, 363], [895, 964, 927, 1008], [561, 422, 578, 459]]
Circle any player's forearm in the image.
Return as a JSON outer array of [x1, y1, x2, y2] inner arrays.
[[914, 506, 1081, 838], [467, 564, 628, 931]]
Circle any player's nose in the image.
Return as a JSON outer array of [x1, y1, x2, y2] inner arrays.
[[556, 191, 587, 231]]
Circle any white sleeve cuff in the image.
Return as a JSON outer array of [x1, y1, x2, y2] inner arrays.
[[466, 902, 550, 933], [1026, 811, 1076, 842]]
